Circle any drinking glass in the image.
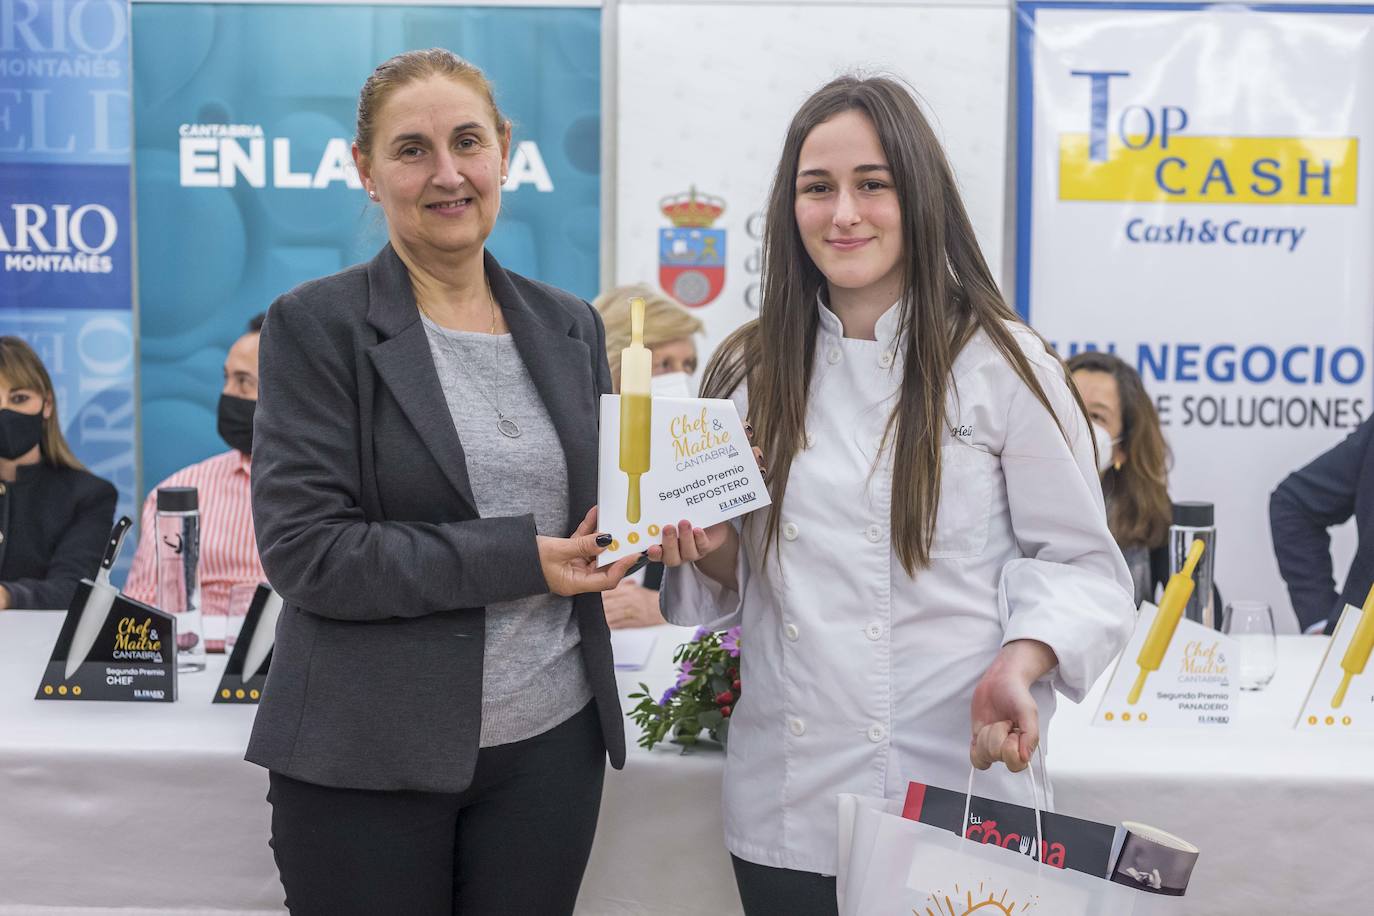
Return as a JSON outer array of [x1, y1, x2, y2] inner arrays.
[[1222, 600, 1277, 691]]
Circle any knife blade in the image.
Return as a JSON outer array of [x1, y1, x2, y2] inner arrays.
[[241, 588, 283, 685], [65, 517, 134, 680]]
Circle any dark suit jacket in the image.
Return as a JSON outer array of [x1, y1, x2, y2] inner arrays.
[[0, 463, 116, 610], [1270, 417, 1374, 634], [247, 244, 626, 793]]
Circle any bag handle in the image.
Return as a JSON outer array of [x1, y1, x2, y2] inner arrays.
[[961, 745, 1047, 862]]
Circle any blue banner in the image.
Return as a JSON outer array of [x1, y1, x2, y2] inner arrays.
[[0, 0, 137, 581], [132, 4, 602, 490]]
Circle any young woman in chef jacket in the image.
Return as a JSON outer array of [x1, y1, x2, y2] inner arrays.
[[649, 76, 1136, 915]]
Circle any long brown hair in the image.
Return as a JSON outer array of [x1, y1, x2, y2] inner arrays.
[[0, 336, 85, 470], [1067, 351, 1172, 548], [702, 75, 1089, 574]]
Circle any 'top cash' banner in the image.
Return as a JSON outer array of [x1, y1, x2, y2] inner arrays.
[[0, 0, 138, 581], [1017, 2, 1374, 631], [133, 4, 600, 489]]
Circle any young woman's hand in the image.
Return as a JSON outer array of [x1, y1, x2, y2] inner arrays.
[[648, 520, 733, 567], [969, 640, 1058, 772]]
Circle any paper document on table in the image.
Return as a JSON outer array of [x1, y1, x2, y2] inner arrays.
[[611, 629, 657, 670], [1093, 602, 1237, 728], [1296, 597, 1374, 731]]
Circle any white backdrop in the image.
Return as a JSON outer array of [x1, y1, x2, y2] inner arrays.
[[1018, 2, 1374, 632], [612, 0, 1012, 361]]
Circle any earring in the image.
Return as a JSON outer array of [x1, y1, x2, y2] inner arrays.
[[1113, 461, 1122, 472], [369, 190, 378, 201]]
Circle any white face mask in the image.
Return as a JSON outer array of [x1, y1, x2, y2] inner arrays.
[[650, 371, 694, 399], [1092, 422, 1121, 473]]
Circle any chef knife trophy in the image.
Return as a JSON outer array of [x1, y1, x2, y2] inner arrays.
[[37, 517, 178, 703], [213, 584, 282, 704]]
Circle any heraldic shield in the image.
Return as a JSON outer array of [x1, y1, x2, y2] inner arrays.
[[658, 186, 726, 307]]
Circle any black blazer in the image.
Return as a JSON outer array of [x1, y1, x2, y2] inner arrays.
[[1270, 417, 1374, 633], [247, 245, 625, 793], [0, 463, 116, 610]]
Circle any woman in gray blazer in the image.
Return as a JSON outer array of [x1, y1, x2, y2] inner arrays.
[[248, 49, 638, 916]]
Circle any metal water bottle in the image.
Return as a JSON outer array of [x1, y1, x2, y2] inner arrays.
[[155, 486, 204, 672], [1168, 501, 1217, 630]]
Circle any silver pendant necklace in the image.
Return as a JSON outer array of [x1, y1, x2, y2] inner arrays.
[[421, 283, 521, 439]]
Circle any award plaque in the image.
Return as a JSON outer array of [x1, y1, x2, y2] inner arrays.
[[35, 517, 179, 703], [213, 584, 281, 704], [37, 586, 178, 703]]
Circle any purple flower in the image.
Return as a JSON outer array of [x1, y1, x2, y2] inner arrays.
[[659, 686, 679, 706], [722, 626, 741, 658], [675, 659, 696, 688], [692, 626, 711, 643]]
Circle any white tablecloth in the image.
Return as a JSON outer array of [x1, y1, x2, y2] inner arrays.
[[3, 611, 1372, 915], [0, 612, 734, 916]]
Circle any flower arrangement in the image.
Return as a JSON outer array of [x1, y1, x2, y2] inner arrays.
[[627, 625, 741, 749]]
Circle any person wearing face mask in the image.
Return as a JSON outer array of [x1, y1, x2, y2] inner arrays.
[[123, 313, 267, 644], [652, 77, 1133, 915], [594, 284, 703, 628], [1067, 351, 1173, 607], [0, 337, 117, 611]]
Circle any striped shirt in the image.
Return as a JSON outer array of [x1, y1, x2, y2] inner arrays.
[[124, 450, 265, 645]]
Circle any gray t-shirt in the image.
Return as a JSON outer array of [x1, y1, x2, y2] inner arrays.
[[421, 314, 592, 747]]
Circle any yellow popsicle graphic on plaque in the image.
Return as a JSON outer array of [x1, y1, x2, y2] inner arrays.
[[618, 297, 653, 523], [1333, 583, 1374, 708], [1128, 539, 1205, 705], [595, 300, 770, 567]]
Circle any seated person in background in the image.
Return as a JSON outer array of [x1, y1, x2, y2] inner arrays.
[[1069, 351, 1174, 606], [125, 314, 267, 645], [1270, 416, 1374, 634], [0, 336, 117, 611], [595, 284, 703, 628]]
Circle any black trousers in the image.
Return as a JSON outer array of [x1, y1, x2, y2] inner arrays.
[[732, 855, 839, 916], [266, 702, 605, 916]]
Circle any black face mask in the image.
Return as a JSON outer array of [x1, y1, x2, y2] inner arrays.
[[217, 393, 256, 455], [0, 408, 44, 461]]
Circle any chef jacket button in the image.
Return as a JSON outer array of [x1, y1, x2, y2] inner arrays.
[[827, 348, 842, 365], [783, 522, 799, 541], [784, 622, 800, 642], [805, 433, 816, 449], [879, 351, 894, 368], [868, 723, 886, 743], [865, 622, 883, 641], [789, 717, 806, 737], [865, 524, 882, 543]]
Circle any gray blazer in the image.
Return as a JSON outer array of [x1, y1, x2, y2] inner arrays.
[[246, 244, 626, 793]]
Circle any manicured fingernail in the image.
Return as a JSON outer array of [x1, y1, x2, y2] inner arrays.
[[596, 534, 613, 547], [744, 423, 754, 437]]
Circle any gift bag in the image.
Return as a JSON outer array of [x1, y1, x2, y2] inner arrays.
[[836, 757, 1181, 916]]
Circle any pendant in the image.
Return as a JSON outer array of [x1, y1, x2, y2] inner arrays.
[[498, 416, 522, 438]]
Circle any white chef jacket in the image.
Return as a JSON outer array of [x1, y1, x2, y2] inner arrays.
[[661, 298, 1134, 876]]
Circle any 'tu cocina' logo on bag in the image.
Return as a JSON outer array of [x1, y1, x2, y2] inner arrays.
[[964, 817, 1067, 869], [903, 781, 1119, 879]]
